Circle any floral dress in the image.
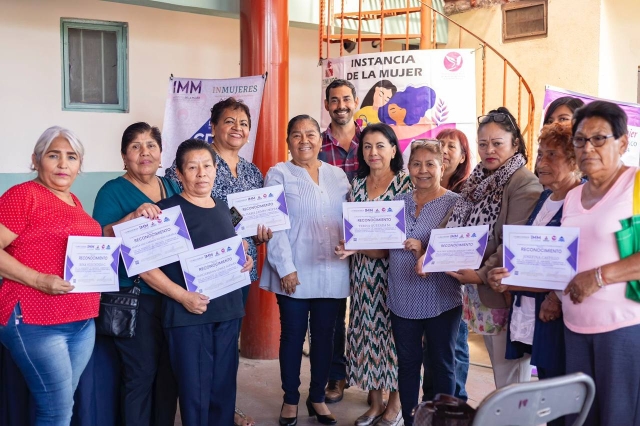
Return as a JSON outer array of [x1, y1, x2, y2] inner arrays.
[[346, 171, 412, 391]]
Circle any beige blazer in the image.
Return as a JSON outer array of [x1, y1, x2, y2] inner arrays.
[[440, 166, 543, 308]]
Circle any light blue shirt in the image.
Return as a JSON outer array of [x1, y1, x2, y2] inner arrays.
[[260, 161, 351, 299]]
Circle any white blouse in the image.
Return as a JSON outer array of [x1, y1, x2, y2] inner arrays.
[[260, 161, 351, 299]]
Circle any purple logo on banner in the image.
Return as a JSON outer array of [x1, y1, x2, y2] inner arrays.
[[174, 214, 191, 240], [120, 245, 134, 269], [277, 191, 288, 215], [476, 232, 488, 256], [66, 256, 74, 281], [504, 247, 516, 272], [566, 237, 579, 271], [344, 219, 354, 242], [395, 208, 406, 233], [111, 248, 120, 274], [235, 243, 245, 267], [184, 272, 198, 292], [423, 244, 436, 266]]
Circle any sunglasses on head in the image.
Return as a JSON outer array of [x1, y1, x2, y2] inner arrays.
[[478, 113, 517, 130]]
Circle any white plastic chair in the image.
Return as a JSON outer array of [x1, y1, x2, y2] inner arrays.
[[472, 372, 595, 426]]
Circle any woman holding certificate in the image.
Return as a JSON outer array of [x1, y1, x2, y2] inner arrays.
[[260, 115, 350, 426], [486, 123, 583, 426], [139, 139, 253, 426], [0, 127, 101, 425], [424, 108, 543, 389], [165, 98, 268, 426], [92, 122, 180, 426], [558, 101, 640, 426], [343, 123, 411, 426]]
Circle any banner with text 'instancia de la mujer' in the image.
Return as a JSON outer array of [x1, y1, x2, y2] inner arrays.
[[321, 50, 477, 166], [543, 85, 640, 167], [161, 75, 266, 170]]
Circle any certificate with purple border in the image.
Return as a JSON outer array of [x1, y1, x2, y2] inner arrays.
[[343, 201, 406, 250], [226, 185, 291, 238], [421, 225, 489, 273], [502, 225, 580, 290], [112, 205, 194, 277], [179, 235, 251, 300], [64, 236, 122, 292]]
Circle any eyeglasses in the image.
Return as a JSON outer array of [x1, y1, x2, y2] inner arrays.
[[478, 113, 517, 130], [571, 134, 614, 148]]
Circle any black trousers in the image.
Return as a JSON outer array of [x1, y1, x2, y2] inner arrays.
[[112, 294, 178, 426], [165, 319, 240, 426], [277, 295, 341, 404]]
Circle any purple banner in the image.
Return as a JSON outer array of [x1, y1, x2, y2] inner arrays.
[[184, 271, 198, 292], [543, 86, 640, 166], [111, 248, 120, 274], [504, 247, 516, 272], [423, 244, 436, 266], [476, 232, 488, 257]]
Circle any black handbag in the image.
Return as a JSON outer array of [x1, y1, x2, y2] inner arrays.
[[413, 394, 475, 426], [95, 284, 141, 338]]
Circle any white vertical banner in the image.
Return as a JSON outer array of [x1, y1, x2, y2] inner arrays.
[[321, 50, 477, 165], [161, 75, 267, 169]]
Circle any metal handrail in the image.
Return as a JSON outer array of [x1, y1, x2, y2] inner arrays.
[[319, 0, 536, 169]]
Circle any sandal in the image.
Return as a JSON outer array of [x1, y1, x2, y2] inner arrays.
[[234, 407, 256, 426]]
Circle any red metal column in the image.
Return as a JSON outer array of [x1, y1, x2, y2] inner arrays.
[[239, 0, 288, 359]]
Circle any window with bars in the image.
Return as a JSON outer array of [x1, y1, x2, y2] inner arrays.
[[61, 19, 128, 112]]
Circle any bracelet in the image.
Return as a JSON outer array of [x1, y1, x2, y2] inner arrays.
[[595, 267, 607, 288]]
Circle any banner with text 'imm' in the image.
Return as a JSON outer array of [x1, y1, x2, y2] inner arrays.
[[161, 75, 266, 170]]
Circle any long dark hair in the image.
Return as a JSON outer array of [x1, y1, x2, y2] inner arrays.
[[543, 96, 585, 125], [356, 123, 404, 179], [121, 122, 162, 155], [359, 80, 398, 109], [436, 128, 472, 193]]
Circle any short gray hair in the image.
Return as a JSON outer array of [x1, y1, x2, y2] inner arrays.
[[31, 126, 85, 171]]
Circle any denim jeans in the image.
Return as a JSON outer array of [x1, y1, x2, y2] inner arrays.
[[0, 304, 95, 426], [391, 307, 462, 426]]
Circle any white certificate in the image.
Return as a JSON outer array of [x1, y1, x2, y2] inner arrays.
[[64, 236, 122, 293], [343, 201, 407, 250], [179, 235, 251, 300], [422, 225, 490, 273], [112, 205, 194, 277], [502, 225, 580, 291], [226, 185, 291, 238]]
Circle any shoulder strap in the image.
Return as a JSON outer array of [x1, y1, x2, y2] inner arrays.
[[634, 170, 640, 216]]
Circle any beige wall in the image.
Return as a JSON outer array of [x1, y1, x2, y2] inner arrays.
[[443, 0, 601, 144], [599, 0, 640, 103], [0, 0, 324, 173]]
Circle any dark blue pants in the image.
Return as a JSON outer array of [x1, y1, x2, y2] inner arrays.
[[276, 295, 341, 404], [565, 324, 640, 426], [391, 306, 462, 426], [328, 298, 347, 381], [112, 294, 177, 426], [422, 319, 469, 401], [165, 319, 240, 426]]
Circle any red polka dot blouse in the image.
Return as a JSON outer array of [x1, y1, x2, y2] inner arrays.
[[0, 181, 101, 326]]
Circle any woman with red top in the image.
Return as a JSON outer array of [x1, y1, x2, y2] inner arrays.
[[0, 126, 101, 426]]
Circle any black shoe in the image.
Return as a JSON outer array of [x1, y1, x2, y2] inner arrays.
[[279, 403, 298, 426], [306, 398, 337, 425]]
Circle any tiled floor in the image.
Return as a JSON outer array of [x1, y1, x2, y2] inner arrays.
[[173, 331, 498, 425]]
